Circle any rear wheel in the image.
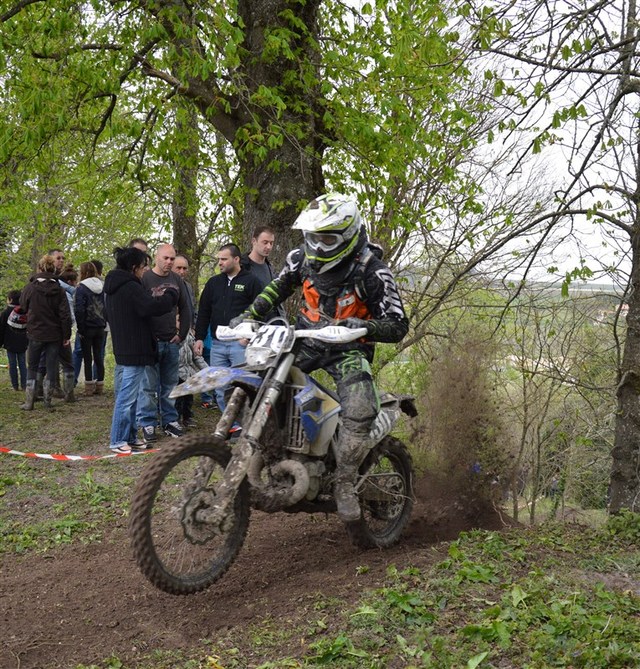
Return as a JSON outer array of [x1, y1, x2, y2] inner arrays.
[[346, 436, 414, 548], [129, 435, 250, 595]]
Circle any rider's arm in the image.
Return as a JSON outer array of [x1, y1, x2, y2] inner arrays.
[[247, 248, 303, 320], [359, 260, 409, 343]]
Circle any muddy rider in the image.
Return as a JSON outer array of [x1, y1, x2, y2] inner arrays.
[[230, 193, 409, 522]]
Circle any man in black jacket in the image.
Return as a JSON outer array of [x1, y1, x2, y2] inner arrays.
[[241, 226, 277, 288], [194, 243, 263, 411]]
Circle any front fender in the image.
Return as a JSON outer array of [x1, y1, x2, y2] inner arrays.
[[169, 366, 263, 398]]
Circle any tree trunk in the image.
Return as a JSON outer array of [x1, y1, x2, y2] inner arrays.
[[610, 226, 640, 513], [233, 0, 325, 271], [240, 145, 322, 272], [172, 107, 202, 293]]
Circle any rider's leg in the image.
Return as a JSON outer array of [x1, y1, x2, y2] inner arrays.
[[330, 349, 380, 522]]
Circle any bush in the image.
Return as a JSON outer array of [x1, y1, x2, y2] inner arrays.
[[606, 509, 640, 542]]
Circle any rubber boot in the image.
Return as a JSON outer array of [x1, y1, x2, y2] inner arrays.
[[84, 380, 96, 396], [334, 474, 361, 522], [43, 379, 55, 411], [333, 428, 371, 523], [94, 381, 104, 395], [35, 372, 44, 400], [63, 372, 76, 403], [20, 380, 36, 411]]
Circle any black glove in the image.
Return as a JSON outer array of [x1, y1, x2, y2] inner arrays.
[[229, 312, 251, 329], [335, 318, 375, 335]]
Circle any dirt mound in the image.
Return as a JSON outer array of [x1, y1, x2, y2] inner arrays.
[[0, 471, 514, 669]]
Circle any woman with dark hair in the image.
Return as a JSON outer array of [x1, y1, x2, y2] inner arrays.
[[74, 261, 106, 396], [20, 255, 73, 410], [103, 246, 179, 453]]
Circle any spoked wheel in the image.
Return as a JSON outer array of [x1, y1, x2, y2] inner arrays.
[[129, 435, 250, 595], [346, 436, 414, 548]]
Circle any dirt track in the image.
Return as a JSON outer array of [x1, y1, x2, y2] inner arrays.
[[1, 474, 511, 669]]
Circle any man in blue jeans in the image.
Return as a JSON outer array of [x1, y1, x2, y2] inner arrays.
[[194, 243, 262, 412], [137, 243, 192, 443]]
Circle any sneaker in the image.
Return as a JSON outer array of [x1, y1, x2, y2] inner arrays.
[[201, 401, 215, 409], [128, 439, 148, 451], [228, 423, 242, 439], [164, 421, 184, 438], [141, 425, 157, 444], [110, 445, 132, 455], [183, 417, 197, 428]]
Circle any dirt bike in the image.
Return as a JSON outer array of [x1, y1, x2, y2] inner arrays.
[[129, 321, 417, 595]]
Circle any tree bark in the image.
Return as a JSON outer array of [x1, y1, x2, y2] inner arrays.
[[172, 107, 201, 292], [610, 225, 640, 512], [233, 0, 325, 269]]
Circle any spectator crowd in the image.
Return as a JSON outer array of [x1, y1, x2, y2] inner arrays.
[[0, 226, 279, 454]]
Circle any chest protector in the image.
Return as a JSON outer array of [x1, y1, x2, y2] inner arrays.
[[300, 246, 374, 324]]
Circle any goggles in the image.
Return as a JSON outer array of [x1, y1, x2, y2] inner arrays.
[[304, 231, 344, 253]]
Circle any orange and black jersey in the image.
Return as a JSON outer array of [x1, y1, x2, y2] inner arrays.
[[249, 246, 408, 344]]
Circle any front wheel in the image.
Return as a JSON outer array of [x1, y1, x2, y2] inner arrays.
[[346, 436, 414, 548], [129, 435, 250, 595]]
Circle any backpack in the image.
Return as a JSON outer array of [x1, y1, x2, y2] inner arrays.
[[87, 292, 106, 328], [7, 307, 27, 330]]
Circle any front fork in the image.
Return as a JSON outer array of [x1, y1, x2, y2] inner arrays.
[[213, 387, 248, 441], [196, 355, 296, 526], [194, 388, 251, 527]]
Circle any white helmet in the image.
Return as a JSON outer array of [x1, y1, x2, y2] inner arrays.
[[293, 193, 362, 273]]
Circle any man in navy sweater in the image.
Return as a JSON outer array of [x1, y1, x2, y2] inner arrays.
[[194, 243, 262, 411]]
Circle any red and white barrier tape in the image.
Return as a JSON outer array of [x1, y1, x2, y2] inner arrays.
[[0, 445, 157, 460]]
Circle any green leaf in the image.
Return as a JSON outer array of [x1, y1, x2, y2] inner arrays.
[[467, 651, 489, 669], [510, 584, 529, 607]]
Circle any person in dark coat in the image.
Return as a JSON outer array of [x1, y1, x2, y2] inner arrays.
[[20, 255, 74, 410], [0, 289, 28, 392], [103, 246, 179, 453]]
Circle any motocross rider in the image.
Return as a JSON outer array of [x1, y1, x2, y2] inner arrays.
[[230, 193, 409, 523]]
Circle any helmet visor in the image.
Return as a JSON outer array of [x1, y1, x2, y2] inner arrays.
[[304, 231, 344, 253]]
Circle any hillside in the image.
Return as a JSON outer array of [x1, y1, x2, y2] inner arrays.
[[0, 381, 638, 669]]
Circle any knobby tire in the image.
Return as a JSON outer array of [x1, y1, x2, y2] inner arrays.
[[129, 435, 250, 595], [346, 436, 414, 549]]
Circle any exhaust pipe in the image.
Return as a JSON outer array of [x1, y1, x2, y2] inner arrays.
[[248, 454, 310, 511]]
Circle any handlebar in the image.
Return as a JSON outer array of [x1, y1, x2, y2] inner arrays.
[[216, 323, 368, 344]]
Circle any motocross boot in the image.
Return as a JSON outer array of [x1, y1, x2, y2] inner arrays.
[[333, 428, 371, 522], [20, 380, 36, 411], [43, 380, 55, 411], [334, 468, 361, 523]]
